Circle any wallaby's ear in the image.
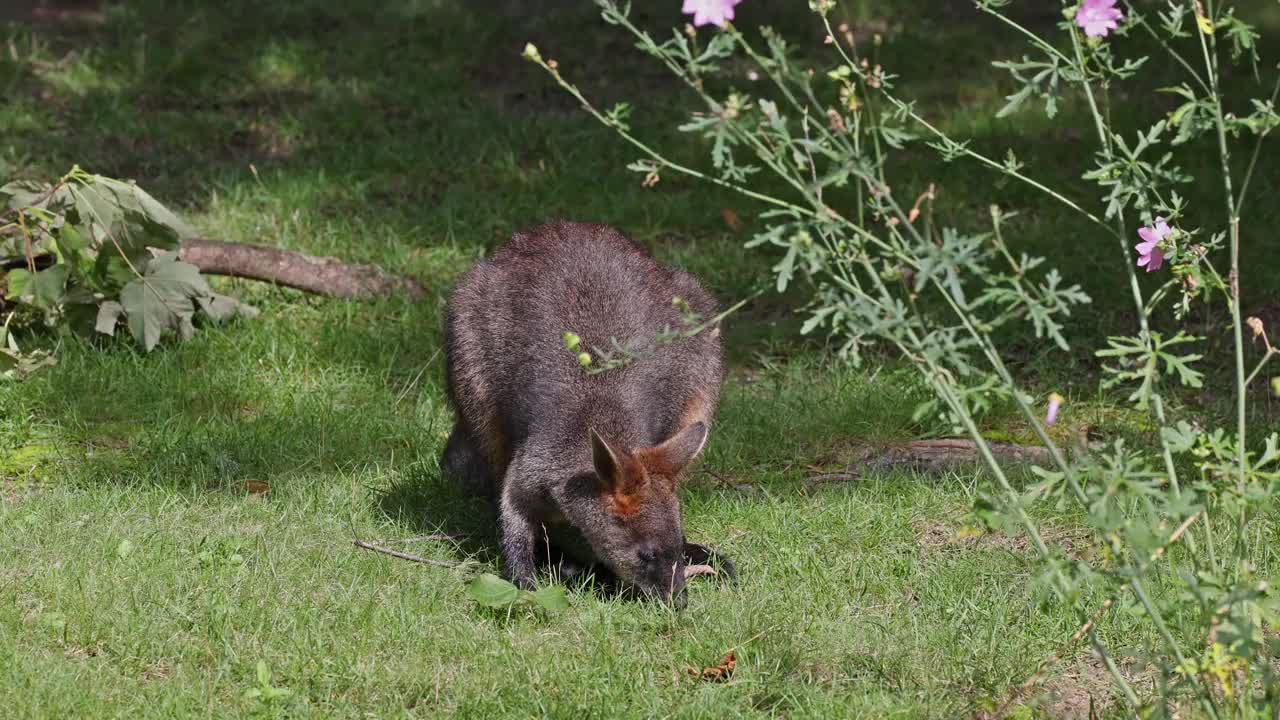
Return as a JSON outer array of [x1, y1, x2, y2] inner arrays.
[[590, 428, 622, 489], [648, 422, 708, 476]]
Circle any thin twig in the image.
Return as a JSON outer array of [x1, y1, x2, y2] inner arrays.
[[366, 533, 467, 546], [352, 539, 460, 568]]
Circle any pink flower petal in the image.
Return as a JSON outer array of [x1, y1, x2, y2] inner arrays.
[[682, 0, 741, 28], [1045, 394, 1063, 426], [1075, 0, 1123, 38]]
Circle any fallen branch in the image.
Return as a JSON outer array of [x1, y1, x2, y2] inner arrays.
[[364, 533, 467, 546], [806, 438, 1053, 489], [352, 539, 460, 568], [179, 238, 425, 299], [4, 239, 425, 299]]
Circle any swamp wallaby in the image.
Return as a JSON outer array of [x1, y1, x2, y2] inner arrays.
[[442, 221, 727, 603]]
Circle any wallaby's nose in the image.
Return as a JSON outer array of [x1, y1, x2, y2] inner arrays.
[[637, 547, 659, 564]]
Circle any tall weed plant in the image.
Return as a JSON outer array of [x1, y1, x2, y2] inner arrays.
[[527, 0, 1280, 715]]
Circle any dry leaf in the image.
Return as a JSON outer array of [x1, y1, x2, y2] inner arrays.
[[687, 649, 736, 682], [720, 208, 742, 232], [244, 479, 270, 495], [684, 564, 716, 578]]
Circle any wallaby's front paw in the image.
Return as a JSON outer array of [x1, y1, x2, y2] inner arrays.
[[683, 541, 737, 583]]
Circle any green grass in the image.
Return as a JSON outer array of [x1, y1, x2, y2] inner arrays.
[[3, 0, 1280, 717]]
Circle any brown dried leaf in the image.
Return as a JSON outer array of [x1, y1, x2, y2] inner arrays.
[[720, 208, 742, 232], [244, 479, 269, 495], [687, 649, 736, 682], [684, 564, 716, 578]]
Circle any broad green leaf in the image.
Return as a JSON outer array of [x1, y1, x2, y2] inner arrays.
[[31, 264, 70, 307], [115, 539, 134, 560], [55, 223, 90, 255], [197, 293, 258, 322], [92, 176, 197, 241], [0, 350, 16, 372], [11, 265, 70, 309], [148, 252, 211, 296], [120, 276, 197, 351], [95, 301, 124, 336], [1160, 421, 1200, 454], [256, 660, 270, 686], [4, 268, 31, 299], [0, 180, 51, 212], [773, 244, 798, 293], [69, 182, 124, 245], [527, 586, 570, 611], [118, 253, 210, 350], [466, 573, 521, 608]]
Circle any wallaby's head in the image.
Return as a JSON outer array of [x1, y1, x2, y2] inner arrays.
[[569, 422, 709, 604]]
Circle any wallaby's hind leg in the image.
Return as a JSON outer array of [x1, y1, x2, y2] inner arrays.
[[683, 540, 737, 583], [441, 423, 494, 498]]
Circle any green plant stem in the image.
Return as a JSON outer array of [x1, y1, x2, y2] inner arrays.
[[1193, 0, 1249, 573], [1089, 627, 1142, 710], [1067, 25, 1197, 560], [1243, 349, 1277, 388]]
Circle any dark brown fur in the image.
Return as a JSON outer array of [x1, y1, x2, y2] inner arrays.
[[442, 221, 723, 601]]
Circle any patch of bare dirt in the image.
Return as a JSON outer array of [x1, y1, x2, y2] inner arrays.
[[1031, 654, 1153, 720], [2, 477, 38, 505], [912, 518, 1094, 561], [62, 641, 105, 660]]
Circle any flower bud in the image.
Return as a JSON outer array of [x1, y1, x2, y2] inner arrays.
[[1246, 317, 1264, 338], [1046, 392, 1063, 426]]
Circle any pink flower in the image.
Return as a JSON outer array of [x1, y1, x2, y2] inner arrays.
[[682, 0, 742, 28], [1136, 218, 1171, 272], [1045, 393, 1063, 426], [1075, 0, 1123, 38]]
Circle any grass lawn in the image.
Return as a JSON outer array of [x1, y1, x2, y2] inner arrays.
[[3, 1, 1280, 717]]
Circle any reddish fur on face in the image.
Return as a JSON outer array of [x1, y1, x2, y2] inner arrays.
[[606, 455, 651, 517], [606, 434, 699, 517], [634, 447, 680, 487]]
